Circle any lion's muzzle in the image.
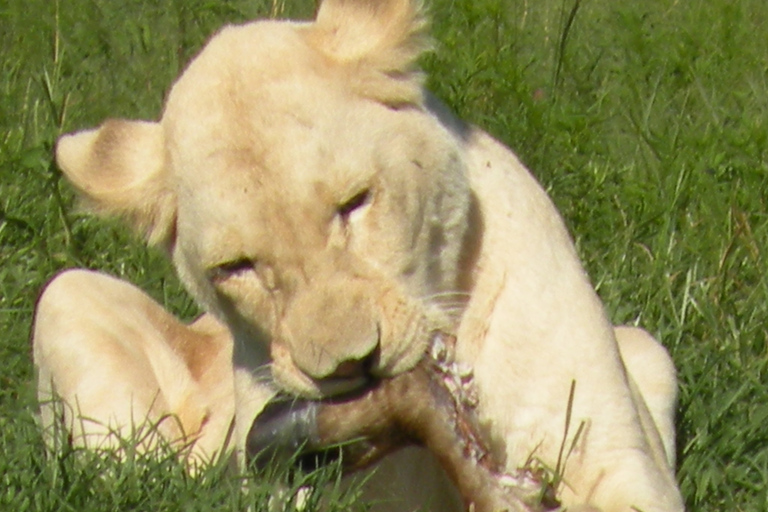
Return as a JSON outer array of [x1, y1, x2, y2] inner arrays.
[[273, 275, 382, 392]]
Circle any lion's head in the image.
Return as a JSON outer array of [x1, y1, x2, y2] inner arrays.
[[55, 0, 475, 398]]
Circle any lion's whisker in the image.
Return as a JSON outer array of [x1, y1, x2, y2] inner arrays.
[[421, 291, 472, 302], [249, 364, 276, 385]]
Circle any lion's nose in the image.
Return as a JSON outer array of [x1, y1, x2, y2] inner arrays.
[[283, 279, 381, 387]]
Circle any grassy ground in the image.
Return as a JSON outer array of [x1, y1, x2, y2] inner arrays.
[[1, 0, 766, 509]]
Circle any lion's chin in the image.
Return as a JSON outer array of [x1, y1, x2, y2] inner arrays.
[[271, 363, 374, 399]]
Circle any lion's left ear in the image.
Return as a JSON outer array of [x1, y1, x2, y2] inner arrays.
[[56, 120, 177, 249], [308, 0, 431, 106]]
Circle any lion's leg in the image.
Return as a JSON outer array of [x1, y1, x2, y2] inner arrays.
[[32, 269, 234, 460], [614, 326, 677, 468]]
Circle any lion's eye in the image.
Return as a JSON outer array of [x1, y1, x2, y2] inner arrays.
[[337, 188, 371, 220], [208, 258, 255, 282]]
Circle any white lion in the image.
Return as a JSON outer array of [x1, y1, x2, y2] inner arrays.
[[33, 0, 684, 510]]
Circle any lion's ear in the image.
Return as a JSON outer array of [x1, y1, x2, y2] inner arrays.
[[56, 120, 176, 248], [309, 0, 431, 106]]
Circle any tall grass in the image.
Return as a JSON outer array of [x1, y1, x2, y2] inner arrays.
[[1, 0, 767, 509]]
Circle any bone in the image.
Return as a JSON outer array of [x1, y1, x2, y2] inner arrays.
[[247, 333, 558, 512]]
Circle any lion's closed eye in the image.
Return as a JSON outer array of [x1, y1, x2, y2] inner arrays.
[[337, 188, 371, 222], [207, 258, 255, 283]]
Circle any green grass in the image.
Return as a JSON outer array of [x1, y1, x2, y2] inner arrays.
[[1, 0, 767, 509]]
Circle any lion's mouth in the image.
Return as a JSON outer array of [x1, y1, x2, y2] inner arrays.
[[311, 375, 373, 398]]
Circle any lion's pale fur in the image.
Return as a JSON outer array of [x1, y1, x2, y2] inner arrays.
[[34, 270, 235, 459], [35, 0, 683, 510]]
